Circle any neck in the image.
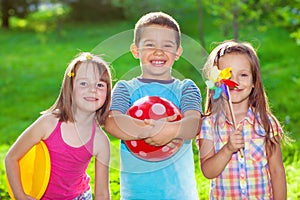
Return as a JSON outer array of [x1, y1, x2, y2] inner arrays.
[[230, 101, 249, 124], [74, 112, 95, 125]]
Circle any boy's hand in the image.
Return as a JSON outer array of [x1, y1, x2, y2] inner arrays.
[[165, 138, 183, 148], [143, 118, 178, 146]]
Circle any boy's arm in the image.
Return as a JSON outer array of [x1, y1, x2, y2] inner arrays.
[[267, 136, 287, 200], [104, 110, 155, 140], [143, 110, 202, 146]]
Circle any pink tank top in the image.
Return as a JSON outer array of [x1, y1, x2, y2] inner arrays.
[[42, 121, 96, 199]]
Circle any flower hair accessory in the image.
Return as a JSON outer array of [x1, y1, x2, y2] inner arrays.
[[86, 53, 92, 60], [205, 66, 238, 99], [67, 71, 75, 77]]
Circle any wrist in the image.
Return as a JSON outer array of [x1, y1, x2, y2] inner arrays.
[[224, 143, 235, 155]]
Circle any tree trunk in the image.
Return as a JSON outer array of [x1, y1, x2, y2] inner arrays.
[[232, 6, 239, 41], [1, 0, 10, 29], [196, 0, 206, 51]]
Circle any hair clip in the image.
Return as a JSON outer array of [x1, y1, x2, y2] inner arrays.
[[214, 45, 228, 64], [86, 53, 92, 60], [67, 71, 75, 77]]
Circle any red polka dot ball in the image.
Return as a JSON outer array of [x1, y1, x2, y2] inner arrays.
[[125, 96, 183, 161]]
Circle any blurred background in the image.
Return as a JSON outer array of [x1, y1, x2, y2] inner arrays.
[[0, 0, 299, 199]]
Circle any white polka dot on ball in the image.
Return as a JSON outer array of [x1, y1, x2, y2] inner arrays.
[[151, 103, 166, 115], [135, 110, 143, 117], [139, 151, 147, 157], [131, 141, 137, 147], [162, 146, 170, 152]]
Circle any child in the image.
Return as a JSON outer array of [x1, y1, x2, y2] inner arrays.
[[5, 52, 112, 200], [197, 40, 287, 199], [105, 12, 202, 199]]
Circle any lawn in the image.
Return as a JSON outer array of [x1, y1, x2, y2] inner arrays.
[[0, 19, 299, 199]]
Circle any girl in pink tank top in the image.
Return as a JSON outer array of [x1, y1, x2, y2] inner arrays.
[[5, 52, 112, 200]]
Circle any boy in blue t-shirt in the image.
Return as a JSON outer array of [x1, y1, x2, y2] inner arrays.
[[105, 12, 202, 200]]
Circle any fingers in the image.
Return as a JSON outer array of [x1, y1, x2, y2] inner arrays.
[[145, 138, 183, 148], [233, 130, 245, 148], [144, 137, 163, 146], [226, 129, 244, 153], [166, 114, 178, 122], [166, 138, 183, 148]]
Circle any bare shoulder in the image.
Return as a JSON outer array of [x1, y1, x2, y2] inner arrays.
[[93, 126, 110, 162], [94, 126, 110, 146], [35, 113, 59, 139]]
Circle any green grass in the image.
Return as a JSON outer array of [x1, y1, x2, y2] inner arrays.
[[1, 19, 300, 199]]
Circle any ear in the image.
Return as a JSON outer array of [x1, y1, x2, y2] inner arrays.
[[130, 43, 139, 59], [175, 46, 183, 61]]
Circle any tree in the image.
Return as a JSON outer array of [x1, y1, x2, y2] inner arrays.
[[1, 0, 39, 29]]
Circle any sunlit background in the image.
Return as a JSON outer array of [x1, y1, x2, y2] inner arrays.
[[1, 0, 299, 199]]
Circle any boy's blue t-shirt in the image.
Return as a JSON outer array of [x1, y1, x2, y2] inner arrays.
[[110, 78, 202, 200]]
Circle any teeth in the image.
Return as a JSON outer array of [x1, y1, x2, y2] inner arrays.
[[152, 60, 165, 65]]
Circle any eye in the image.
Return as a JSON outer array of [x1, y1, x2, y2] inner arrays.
[[96, 81, 106, 89], [145, 43, 154, 47], [164, 43, 174, 48], [79, 81, 88, 87]]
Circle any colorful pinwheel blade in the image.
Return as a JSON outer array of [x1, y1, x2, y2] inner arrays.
[[220, 83, 229, 98], [219, 67, 232, 80], [210, 66, 220, 82], [205, 80, 216, 89], [213, 87, 222, 99], [222, 79, 239, 88]]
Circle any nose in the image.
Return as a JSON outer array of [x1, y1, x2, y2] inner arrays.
[[153, 48, 164, 56], [89, 84, 97, 92], [230, 74, 239, 85]]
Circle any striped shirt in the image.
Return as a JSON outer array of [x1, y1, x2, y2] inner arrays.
[[111, 77, 202, 200], [197, 108, 282, 200]]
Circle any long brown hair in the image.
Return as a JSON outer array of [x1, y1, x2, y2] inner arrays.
[[203, 40, 282, 144], [42, 52, 112, 126]]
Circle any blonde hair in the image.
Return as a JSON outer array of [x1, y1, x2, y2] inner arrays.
[[42, 52, 112, 126]]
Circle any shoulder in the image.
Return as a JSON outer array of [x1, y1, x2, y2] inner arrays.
[[173, 79, 201, 94], [93, 127, 110, 155], [34, 113, 59, 139], [114, 78, 139, 88], [176, 79, 199, 87]]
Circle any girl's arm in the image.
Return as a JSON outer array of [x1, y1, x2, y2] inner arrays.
[[93, 128, 110, 200], [5, 114, 55, 199], [266, 136, 287, 200], [199, 127, 244, 179], [104, 110, 157, 140]]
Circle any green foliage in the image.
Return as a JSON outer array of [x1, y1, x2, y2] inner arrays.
[[9, 3, 70, 34], [0, 14, 299, 199]]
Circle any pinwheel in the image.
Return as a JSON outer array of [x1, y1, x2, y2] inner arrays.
[[205, 66, 238, 99], [206, 66, 244, 158]]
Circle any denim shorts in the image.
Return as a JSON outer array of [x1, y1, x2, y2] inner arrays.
[[73, 189, 92, 200]]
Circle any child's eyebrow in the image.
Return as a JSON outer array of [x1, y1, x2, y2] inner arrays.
[[143, 39, 176, 43]]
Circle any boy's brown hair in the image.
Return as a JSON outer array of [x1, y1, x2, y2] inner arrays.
[[133, 12, 181, 49]]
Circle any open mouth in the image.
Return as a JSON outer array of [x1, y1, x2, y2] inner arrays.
[[151, 60, 166, 66]]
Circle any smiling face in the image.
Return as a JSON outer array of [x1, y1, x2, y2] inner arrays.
[[218, 53, 254, 106], [131, 24, 182, 80], [72, 62, 108, 115]]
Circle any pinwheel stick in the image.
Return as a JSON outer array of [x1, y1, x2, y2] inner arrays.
[[225, 86, 244, 158]]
